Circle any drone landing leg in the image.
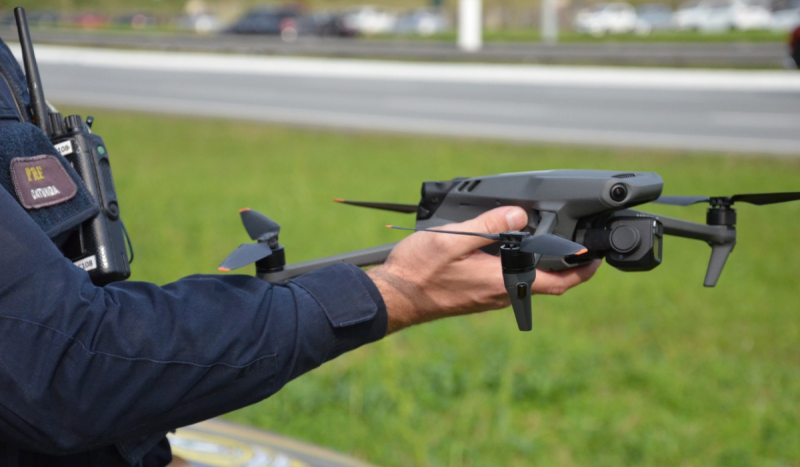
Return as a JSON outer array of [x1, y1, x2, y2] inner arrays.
[[705, 242, 735, 287], [620, 210, 737, 287], [503, 269, 536, 331]]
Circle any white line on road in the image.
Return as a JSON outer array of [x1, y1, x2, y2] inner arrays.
[[11, 44, 800, 92]]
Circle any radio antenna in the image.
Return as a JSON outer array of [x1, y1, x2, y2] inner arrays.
[[14, 7, 50, 136]]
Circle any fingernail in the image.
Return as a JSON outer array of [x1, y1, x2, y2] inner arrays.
[[506, 208, 527, 230]]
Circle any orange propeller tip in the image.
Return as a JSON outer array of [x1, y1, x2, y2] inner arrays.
[[385, 225, 394, 228], [218, 267, 231, 272], [332, 198, 344, 203], [576, 248, 588, 256], [238, 207, 251, 213]]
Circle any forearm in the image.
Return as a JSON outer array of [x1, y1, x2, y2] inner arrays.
[[0, 189, 387, 454]]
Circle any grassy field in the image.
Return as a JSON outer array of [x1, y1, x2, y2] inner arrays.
[[62, 107, 800, 467], [440, 28, 790, 43]]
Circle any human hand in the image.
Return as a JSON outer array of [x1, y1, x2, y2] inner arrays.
[[367, 206, 602, 334]]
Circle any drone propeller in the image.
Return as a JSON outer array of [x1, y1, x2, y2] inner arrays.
[[240, 208, 281, 240], [218, 243, 273, 272], [333, 199, 418, 214], [219, 209, 281, 271], [653, 191, 800, 207], [386, 226, 587, 256]]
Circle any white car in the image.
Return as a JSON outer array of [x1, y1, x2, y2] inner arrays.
[[701, 0, 772, 31], [394, 8, 450, 36], [341, 6, 397, 35], [573, 2, 638, 35], [674, 0, 715, 30], [769, 7, 800, 31]]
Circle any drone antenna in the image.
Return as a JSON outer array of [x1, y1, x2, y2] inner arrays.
[[14, 7, 50, 136]]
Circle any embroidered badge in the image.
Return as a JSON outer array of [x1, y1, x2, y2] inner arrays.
[[10, 155, 79, 210]]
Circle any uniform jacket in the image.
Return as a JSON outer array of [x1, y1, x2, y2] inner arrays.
[[0, 37, 387, 467]]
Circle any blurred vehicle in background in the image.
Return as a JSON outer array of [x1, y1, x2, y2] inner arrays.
[[394, 8, 449, 36], [307, 11, 357, 37], [769, 3, 800, 30], [674, 0, 714, 29], [176, 12, 223, 34], [790, 24, 800, 67], [573, 2, 638, 35], [115, 13, 158, 30], [225, 7, 353, 41], [71, 12, 109, 29], [700, 0, 771, 31], [224, 6, 306, 38], [341, 6, 397, 35], [17, 10, 62, 28], [634, 3, 675, 34]]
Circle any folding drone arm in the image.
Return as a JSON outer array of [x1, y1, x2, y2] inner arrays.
[[257, 243, 396, 282], [619, 209, 736, 287]]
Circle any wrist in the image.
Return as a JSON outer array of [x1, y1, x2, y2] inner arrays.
[[367, 266, 425, 334]]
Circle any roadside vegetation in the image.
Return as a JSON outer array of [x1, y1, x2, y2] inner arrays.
[[434, 28, 789, 42], [64, 107, 800, 467]]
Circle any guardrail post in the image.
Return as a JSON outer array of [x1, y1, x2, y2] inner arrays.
[[458, 0, 482, 52], [541, 0, 559, 44]]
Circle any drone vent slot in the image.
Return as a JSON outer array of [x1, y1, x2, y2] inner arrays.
[[458, 181, 470, 191], [613, 173, 636, 179], [467, 180, 481, 192]]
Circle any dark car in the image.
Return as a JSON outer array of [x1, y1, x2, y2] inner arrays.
[[225, 7, 313, 39], [225, 7, 354, 41], [791, 24, 800, 68], [309, 11, 357, 37]]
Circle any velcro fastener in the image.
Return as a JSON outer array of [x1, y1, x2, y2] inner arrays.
[[293, 263, 378, 328]]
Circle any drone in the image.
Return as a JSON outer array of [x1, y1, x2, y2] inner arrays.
[[219, 170, 800, 331]]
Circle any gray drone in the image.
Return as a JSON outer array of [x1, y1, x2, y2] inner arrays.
[[218, 170, 800, 331]]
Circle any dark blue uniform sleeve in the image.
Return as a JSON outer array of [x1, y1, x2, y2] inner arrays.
[[0, 187, 387, 455]]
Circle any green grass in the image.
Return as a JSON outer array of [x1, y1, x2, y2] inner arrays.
[[433, 28, 789, 43], [62, 107, 800, 467]]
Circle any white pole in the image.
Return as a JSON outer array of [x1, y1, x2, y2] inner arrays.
[[458, 0, 482, 52], [541, 0, 558, 44]]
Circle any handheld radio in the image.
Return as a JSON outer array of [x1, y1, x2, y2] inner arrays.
[[15, 7, 131, 285]]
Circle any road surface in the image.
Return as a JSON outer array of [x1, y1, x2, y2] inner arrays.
[[15, 45, 800, 155]]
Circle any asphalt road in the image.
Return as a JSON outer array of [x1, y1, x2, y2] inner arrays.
[[20, 45, 800, 156]]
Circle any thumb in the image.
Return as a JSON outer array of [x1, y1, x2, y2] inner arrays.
[[444, 206, 528, 256]]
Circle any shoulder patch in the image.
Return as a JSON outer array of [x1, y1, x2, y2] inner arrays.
[[10, 154, 79, 210]]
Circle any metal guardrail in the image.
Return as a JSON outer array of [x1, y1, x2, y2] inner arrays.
[[0, 27, 789, 67]]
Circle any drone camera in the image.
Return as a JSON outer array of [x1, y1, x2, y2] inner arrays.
[[605, 217, 662, 271], [577, 216, 662, 271]]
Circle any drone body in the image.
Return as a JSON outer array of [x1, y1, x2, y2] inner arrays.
[[411, 170, 664, 272], [220, 169, 799, 331]]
